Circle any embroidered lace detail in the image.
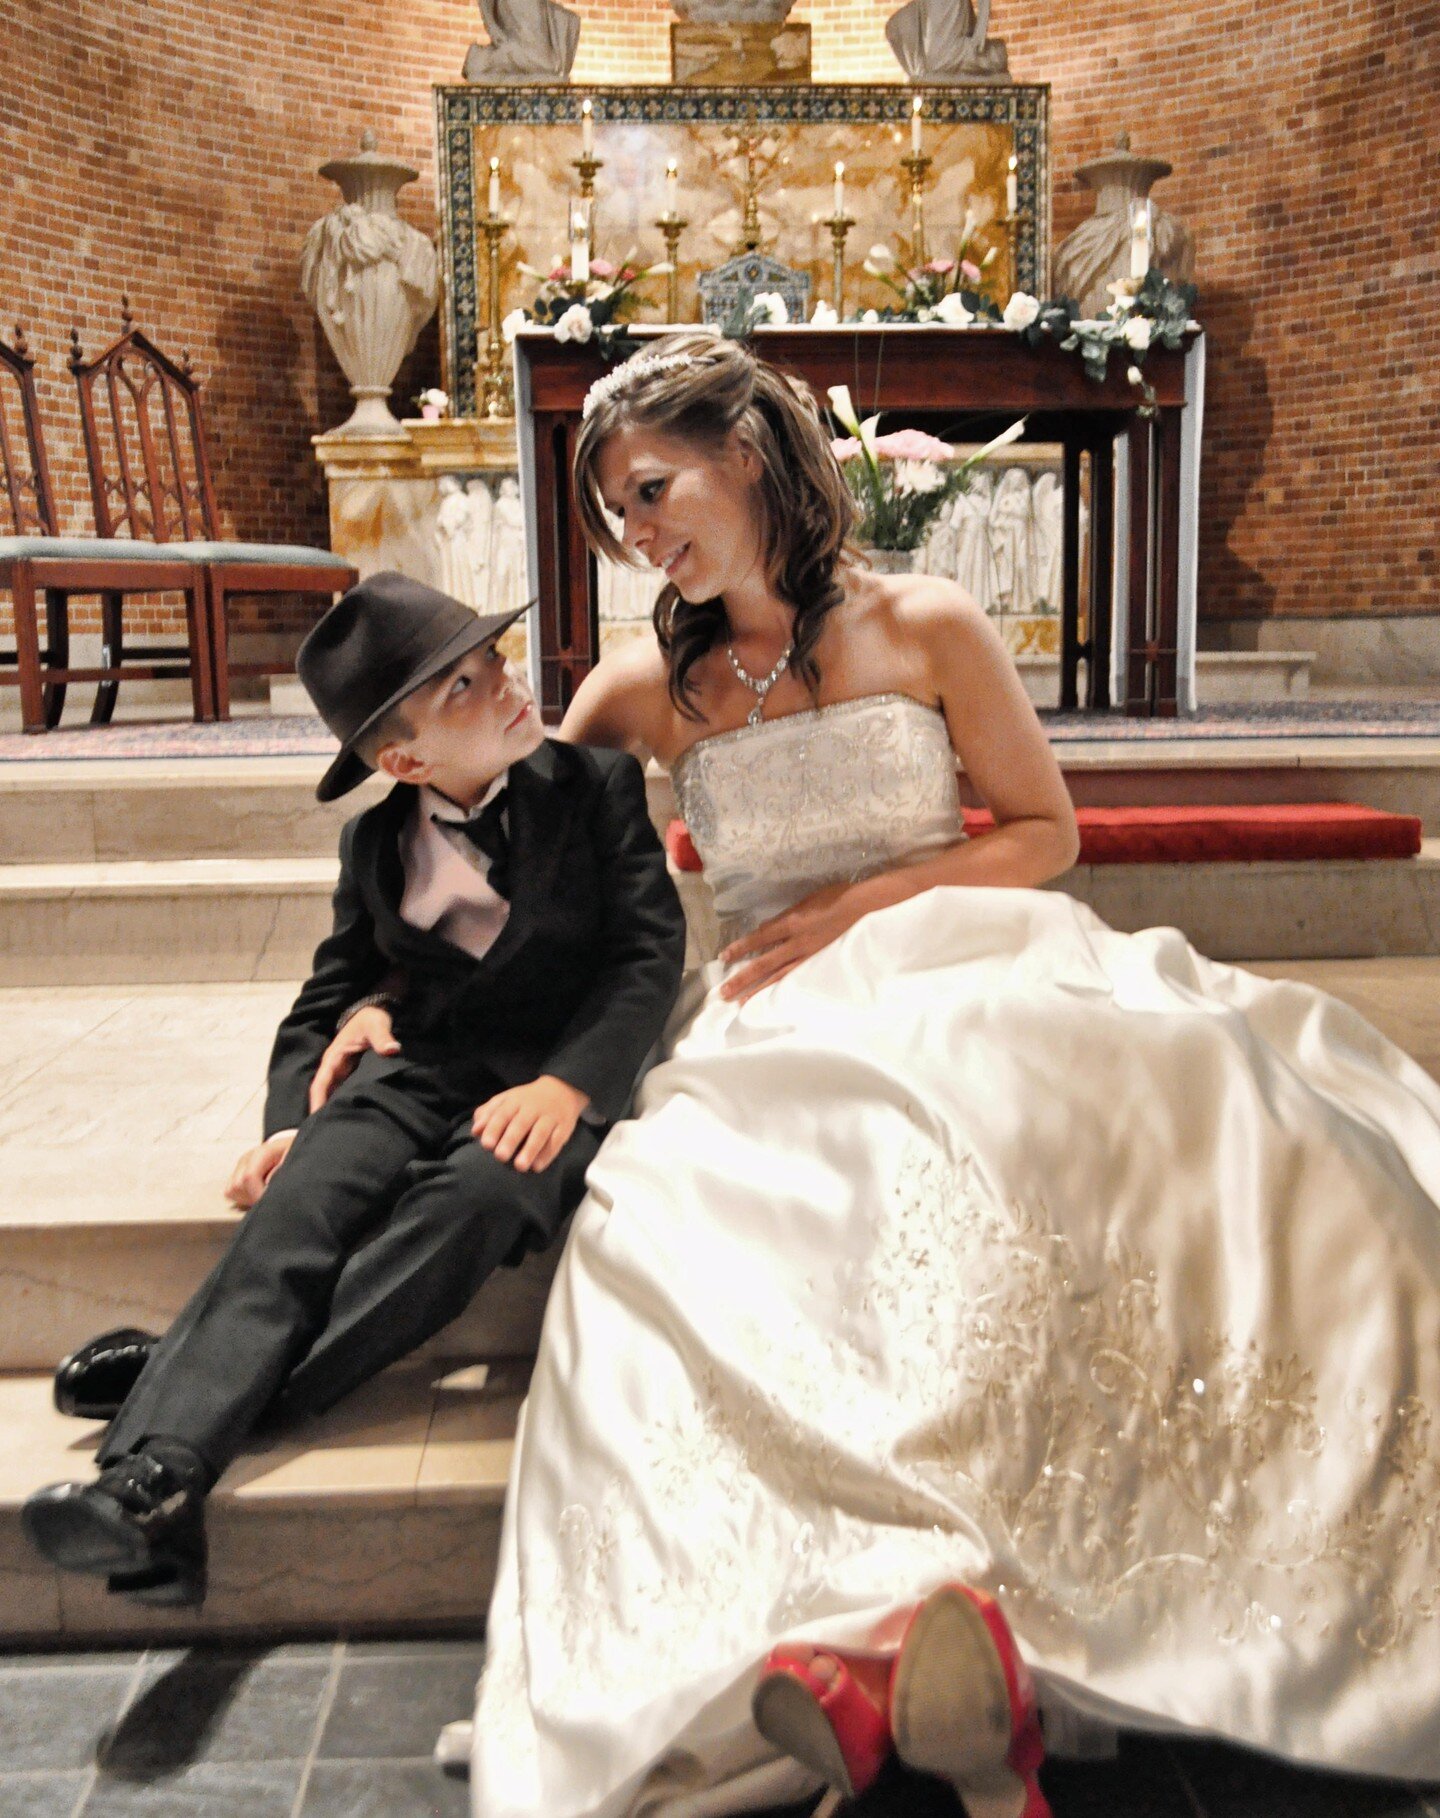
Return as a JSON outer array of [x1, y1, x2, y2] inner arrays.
[[541, 1117, 1440, 1707], [672, 694, 965, 944]]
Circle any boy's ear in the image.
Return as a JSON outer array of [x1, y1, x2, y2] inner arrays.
[[374, 744, 430, 786]]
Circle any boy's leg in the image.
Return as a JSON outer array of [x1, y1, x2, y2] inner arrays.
[[275, 1112, 602, 1422], [98, 1064, 460, 1479]]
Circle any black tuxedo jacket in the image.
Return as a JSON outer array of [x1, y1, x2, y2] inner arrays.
[[263, 739, 687, 1137]]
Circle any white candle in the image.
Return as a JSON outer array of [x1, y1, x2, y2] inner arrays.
[[833, 161, 845, 216], [1006, 154, 1018, 216], [488, 157, 500, 217], [911, 94, 923, 155], [666, 157, 678, 220], [570, 199, 590, 284], [581, 97, 594, 158], [1129, 198, 1152, 278]]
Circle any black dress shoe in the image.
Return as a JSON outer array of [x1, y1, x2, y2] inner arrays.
[[22, 1448, 208, 1607], [53, 1328, 158, 1420]]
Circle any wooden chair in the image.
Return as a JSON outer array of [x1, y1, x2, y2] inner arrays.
[[0, 323, 214, 731], [69, 305, 356, 720]]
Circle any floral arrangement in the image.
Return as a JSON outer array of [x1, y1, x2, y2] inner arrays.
[[1004, 269, 1200, 417], [502, 254, 670, 357], [851, 211, 1005, 326], [413, 387, 450, 419], [827, 385, 1026, 551]]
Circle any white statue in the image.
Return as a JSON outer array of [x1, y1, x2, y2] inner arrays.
[[988, 467, 1035, 611], [435, 476, 478, 606], [1030, 471, 1064, 612], [922, 500, 958, 582], [885, 0, 1009, 81], [463, 479, 495, 608], [489, 475, 528, 616], [951, 472, 998, 615], [463, 0, 581, 83], [1053, 136, 1196, 318], [300, 132, 440, 436]]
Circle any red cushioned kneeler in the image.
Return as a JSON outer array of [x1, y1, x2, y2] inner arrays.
[[664, 804, 1422, 872]]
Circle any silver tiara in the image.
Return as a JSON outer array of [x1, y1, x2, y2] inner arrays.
[[581, 350, 701, 420]]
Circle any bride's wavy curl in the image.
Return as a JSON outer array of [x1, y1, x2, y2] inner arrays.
[[573, 333, 858, 718]]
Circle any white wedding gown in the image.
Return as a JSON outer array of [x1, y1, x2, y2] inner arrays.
[[470, 694, 1440, 1817]]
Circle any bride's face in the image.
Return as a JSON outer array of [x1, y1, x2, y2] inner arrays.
[[594, 423, 764, 602]]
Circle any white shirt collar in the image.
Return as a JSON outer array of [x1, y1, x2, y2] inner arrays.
[[421, 769, 509, 827]]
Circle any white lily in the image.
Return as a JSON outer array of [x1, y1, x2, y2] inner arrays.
[[960, 417, 1028, 473], [811, 300, 839, 327], [826, 385, 882, 455]]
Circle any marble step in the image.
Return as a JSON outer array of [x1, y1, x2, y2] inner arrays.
[[4, 846, 1440, 988], [0, 1360, 520, 1645], [6, 739, 1440, 867]]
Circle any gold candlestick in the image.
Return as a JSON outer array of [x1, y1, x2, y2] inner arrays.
[[737, 137, 763, 253], [826, 213, 855, 314], [479, 212, 511, 420], [571, 154, 603, 203], [900, 151, 933, 267], [656, 216, 689, 322]]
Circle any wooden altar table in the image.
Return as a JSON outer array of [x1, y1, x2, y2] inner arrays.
[[513, 324, 1200, 720]]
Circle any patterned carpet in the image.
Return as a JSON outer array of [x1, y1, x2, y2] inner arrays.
[[2, 699, 1439, 764]]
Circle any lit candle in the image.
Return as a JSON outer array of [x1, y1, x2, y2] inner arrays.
[[911, 94, 923, 155], [1006, 154, 1018, 217], [666, 157, 678, 220], [570, 198, 590, 284], [488, 156, 500, 217], [1129, 197, 1152, 278], [581, 97, 594, 159], [833, 161, 845, 216]]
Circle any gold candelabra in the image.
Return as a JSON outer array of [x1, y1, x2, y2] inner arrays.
[[479, 211, 510, 420], [737, 139, 764, 253], [656, 216, 689, 322], [826, 213, 855, 314], [900, 151, 933, 267], [572, 154, 603, 203]]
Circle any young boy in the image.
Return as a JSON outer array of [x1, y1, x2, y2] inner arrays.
[[24, 571, 687, 1606]]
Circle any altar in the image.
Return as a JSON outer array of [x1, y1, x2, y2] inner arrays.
[[513, 322, 1203, 720]]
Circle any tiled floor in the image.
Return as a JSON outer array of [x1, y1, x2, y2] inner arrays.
[[2, 1637, 1437, 1817]]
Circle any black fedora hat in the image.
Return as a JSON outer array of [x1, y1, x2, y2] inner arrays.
[[298, 572, 530, 802]]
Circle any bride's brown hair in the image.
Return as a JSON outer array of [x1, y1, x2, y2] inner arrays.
[[573, 333, 858, 718]]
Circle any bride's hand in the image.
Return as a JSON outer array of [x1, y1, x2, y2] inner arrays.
[[718, 879, 874, 1004]]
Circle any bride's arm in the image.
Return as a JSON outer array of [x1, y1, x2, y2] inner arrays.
[[720, 584, 1079, 1004], [557, 637, 672, 760]]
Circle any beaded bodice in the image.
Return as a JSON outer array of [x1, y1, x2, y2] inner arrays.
[[670, 692, 964, 942]]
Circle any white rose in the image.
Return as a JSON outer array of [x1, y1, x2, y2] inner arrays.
[[935, 293, 974, 327], [894, 459, 945, 496], [1124, 316, 1153, 350], [501, 309, 528, 345], [752, 291, 789, 325], [864, 244, 896, 273], [862, 308, 880, 324], [1002, 292, 1041, 331], [419, 388, 450, 410], [810, 300, 839, 327], [1126, 364, 1145, 387], [554, 304, 594, 344]]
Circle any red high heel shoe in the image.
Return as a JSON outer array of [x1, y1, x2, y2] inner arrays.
[[889, 1584, 1050, 1818], [751, 1645, 893, 1802]]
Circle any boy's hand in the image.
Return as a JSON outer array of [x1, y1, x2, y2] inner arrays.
[[471, 1075, 591, 1173], [308, 1007, 401, 1114], [226, 1130, 297, 1209]]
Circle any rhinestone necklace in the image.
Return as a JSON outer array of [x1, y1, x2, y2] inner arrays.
[[726, 640, 794, 727]]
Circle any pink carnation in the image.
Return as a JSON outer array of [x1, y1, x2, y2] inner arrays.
[[589, 258, 617, 279], [830, 436, 864, 462], [873, 428, 956, 462], [926, 258, 956, 275], [960, 259, 982, 285]]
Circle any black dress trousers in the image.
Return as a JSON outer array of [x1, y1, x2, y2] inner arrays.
[[99, 1054, 600, 1478]]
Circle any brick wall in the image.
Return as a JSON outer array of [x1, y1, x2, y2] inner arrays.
[[3, 0, 1436, 643]]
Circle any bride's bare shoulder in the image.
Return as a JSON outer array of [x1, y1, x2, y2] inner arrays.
[[559, 634, 673, 756]]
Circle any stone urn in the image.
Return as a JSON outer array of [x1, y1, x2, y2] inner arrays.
[[300, 131, 441, 436], [1052, 134, 1196, 320]]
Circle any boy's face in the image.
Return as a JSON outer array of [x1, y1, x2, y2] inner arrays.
[[376, 636, 543, 806]]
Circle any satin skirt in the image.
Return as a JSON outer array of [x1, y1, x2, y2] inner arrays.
[[471, 887, 1440, 1817]]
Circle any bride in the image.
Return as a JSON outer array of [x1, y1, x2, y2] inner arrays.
[[453, 333, 1440, 1816]]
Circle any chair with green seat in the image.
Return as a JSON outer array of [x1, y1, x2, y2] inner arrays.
[[0, 322, 215, 731], [68, 304, 357, 721]]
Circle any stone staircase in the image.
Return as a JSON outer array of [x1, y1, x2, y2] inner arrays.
[[4, 736, 1440, 1642]]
